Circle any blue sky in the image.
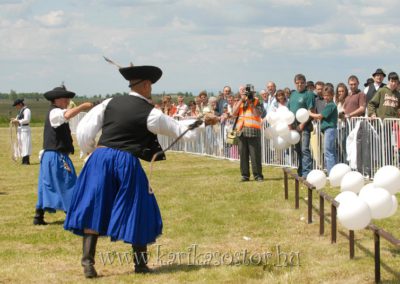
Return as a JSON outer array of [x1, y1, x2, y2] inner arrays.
[[1, 0, 399, 96]]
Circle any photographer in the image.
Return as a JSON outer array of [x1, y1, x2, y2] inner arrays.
[[232, 85, 264, 182]]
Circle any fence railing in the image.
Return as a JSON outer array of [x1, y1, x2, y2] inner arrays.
[[69, 113, 400, 179], [282, 167, 400, 283], [155, 117, 400, 179]]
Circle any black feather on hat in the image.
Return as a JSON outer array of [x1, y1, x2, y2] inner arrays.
[[119, 65, 162, 84], [44, 85, 75, 101], [12, 98, 24, 106]]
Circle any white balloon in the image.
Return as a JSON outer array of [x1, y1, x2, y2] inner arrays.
[[329, 163, 351, 187], [334, 191, 358, 204], [388, 195, 398, 217], [274, 122, 290, 137], [340, 171, 364, 193], [283, 111, 295, 125], [267, 112, 279, 126], [276, 106, 289, 114], [284, 130, 300, 145], [373, 165, 400, 195], [337, 197, 371, 230], [272, 136, 289, 150], [264, 127, 277, 139], [306, 170, 327, 190], [295, 108, 309, 123], [359, 187, 393, 219]]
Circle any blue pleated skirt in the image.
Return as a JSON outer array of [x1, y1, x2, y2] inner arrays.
[[36, 150, 77, 212], [64, 147, 163, 246]]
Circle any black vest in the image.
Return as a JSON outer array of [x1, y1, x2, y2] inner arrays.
[[366, 83, 385, 103], [43, 105, 74, 154], [98, 95, 166, 162], [17, 107, 27, 120]]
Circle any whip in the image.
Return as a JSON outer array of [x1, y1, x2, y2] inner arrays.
[[148, 117, 204, 194]]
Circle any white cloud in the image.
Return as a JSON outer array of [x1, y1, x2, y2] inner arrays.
[[34, 10, 67, 27]]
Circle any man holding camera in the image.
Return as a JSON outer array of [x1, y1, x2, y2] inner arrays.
[[232, 85, 264, 182]]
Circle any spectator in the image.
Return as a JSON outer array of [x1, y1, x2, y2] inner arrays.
[[309, 85, 338, 174], [314, 81, 326, 114], [343, 75, 366, 118], [283, 87, 292, 100], [11, 98, 32, 165], [232, 85, 264, 182], [368, 72, 400, 119], [161, 95, 177, 117], [287, 74, 315, 178], [217, 86, 231, 114], [203, 96, 220, 116], [185, 100, 200, 118], [173, 95, 188, 120], [262, 81, 277, 115], [306, 81, 315, 92], [364, 68, 386, 103], [270, 89, 288, 111], [335, 83, 349, 162], [197, 90, 208, 115]]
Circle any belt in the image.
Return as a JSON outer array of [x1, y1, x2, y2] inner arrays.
[[21, 124, 29, 126]]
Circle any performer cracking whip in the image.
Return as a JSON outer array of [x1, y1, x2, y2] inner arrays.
[[64, 58, 218, 278]]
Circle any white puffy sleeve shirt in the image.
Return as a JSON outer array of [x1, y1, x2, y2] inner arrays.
[[17, 108, 31, 125], [76, 92, 203, 154]]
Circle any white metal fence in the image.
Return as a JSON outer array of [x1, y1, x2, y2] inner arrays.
[[69, 113, 400, 179]]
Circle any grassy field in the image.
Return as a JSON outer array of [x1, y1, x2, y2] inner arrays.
[[0, 127, 399, 283]]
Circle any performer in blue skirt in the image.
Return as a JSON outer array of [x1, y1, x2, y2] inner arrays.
[[64, 62, 218, 278], [34, 85, 93, 225]]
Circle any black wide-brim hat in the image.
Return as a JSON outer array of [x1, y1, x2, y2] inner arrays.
[[44, 86, 75, 101], [372, 68, 386, 77], [119, 66, 162, 83], [12, 98, 24, 106]]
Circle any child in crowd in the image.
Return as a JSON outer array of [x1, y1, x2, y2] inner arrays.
[[309, 85, 338, 174]]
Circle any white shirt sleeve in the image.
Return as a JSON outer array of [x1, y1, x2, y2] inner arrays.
[[147, 107, 203, 140], [19, 108, 31, 125], [49, 108, 68, 128], [364, 86, 369, 94], [76, 98, 111, 154]]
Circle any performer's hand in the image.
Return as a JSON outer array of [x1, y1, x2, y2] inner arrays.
[[81, 102, 94, 110], [204, 113, 219, 126], [11, 119, 19, 125]]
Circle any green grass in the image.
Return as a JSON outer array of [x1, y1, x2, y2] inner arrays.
[[0, 127, 399, 283]]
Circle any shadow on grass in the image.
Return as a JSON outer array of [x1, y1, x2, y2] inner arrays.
[[0, 192, 8, 195], [48, 220, 65, 225], [97, 263, 210, 278]]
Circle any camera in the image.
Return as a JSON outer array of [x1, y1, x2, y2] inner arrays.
[[245, 84, 255, 101]]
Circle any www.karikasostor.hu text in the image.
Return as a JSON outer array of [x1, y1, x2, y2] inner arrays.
[[98, 244, 300, 267]]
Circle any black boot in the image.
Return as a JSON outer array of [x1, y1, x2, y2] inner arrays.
[[81, 234, 98, 278], [133, 245, 151, 273], [22, 156, 28, 165], [33, 208, 47, 225], [25, 156, 30, 165]]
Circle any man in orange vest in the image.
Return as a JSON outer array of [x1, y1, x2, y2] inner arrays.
[[232, 84, 264, 182]]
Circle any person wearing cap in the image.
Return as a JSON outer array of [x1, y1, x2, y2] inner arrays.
[[367, 72, 400, 119], [11, 98, 32, 164], [64, 63, 218, 278], [364, 68, 386, 104], [33, 86, 93, 226], [306, 81, 315, 92]]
